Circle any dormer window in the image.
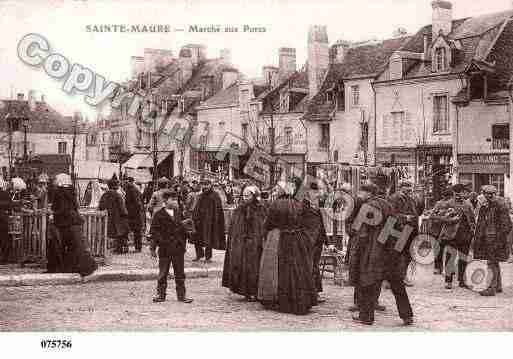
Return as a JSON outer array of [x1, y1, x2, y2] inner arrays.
[[435, 47, 447, 72]]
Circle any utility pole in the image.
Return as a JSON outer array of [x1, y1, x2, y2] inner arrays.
[[71, 112, 78, 192]]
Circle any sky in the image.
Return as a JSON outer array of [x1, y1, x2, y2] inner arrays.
[[0, 0, 512, 119]]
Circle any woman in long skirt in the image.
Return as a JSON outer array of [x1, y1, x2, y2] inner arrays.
[[52, 174, 97, 277], [258, 182, 317, 315], [222, 186, 267, 301]]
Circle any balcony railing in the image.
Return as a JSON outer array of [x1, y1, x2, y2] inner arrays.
[[492, 138, 509, 150]]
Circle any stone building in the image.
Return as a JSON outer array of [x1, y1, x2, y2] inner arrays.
[[107, 45, 239, 180], [0, 92, 86, 178], [374, 1, 513, 201], [305, 33, 409, 182]]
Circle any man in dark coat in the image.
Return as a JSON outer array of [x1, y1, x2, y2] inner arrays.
[[431, 188, 454, 274], [150, 190, 193, 303], [432, 184, 475, 289], [388, 181, 422, 287], [125, 177, 145, 252], [192, 180, 226, 262], [298, 180, 328, 303], [99, 178, 130, 254], [351, 182, 413, 326], [474, 185, 512, 296]]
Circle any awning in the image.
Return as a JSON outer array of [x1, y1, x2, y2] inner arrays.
[[75, 160, 119, 180], [122, 152, 170, 169]]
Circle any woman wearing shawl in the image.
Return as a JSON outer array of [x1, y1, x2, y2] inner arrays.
[[52, 174, 97, 277], [222, 186, 267, 301], [257, 181, 317, 315]]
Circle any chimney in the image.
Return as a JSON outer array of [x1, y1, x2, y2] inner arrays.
[[308, 25, 329, 98], [28, 89, 36, 110], [423, 33, 429, 57], [17, 93, 24, 101], [389, 52, 404, 80], [432, 1, 453, 39], [278, 47, 296, 80], [40, 94, 45, 103], [262, 66, 279, 86], [220, 48, 231, 65], [130, 56, 145, 79], [222, 69, 238, 89], [182, 44, 206, 67], [178, 48, 194, 87], [331, 40, 350, 64]]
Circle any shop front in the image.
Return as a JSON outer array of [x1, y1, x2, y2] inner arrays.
[[457, 153, 509, 197], [375, 147, 416, 183], [417, 144, 453, 206]]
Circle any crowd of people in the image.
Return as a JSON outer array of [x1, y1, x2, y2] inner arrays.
[[2, 169, 512, 327]]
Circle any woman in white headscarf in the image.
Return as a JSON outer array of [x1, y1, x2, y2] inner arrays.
[[222, 185, 267, 301]]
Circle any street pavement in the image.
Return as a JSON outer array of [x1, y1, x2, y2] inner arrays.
[[1, 262, 512, 331]]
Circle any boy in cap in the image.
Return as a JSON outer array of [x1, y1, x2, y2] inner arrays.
[[151, 190, 193, 303]]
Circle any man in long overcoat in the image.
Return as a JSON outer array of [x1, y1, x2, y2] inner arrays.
[[474, 185, 512, 296], [388, 181, 422, 287], [432, 184, 475, 289], [351, 182, 413, 326], [99, 178, 130, 254], [192, 180, 226, 262], [125, 177, 145, 252]]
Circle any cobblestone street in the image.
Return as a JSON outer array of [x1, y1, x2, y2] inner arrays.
[[2, 262, 512, 331]]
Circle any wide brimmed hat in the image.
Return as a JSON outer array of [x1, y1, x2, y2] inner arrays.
[[54, 173, 72, 187]]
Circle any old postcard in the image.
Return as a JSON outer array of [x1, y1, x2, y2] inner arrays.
[[0, 0, 512, 355]]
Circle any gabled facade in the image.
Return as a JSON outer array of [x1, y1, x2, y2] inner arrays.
[[374, 0, 513, 202], [108, 45, 238, 179], [305, 34, 410, 179], [0, 92, 87, 176]]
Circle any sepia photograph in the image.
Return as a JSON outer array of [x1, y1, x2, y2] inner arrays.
[[0, 0, 513, 355]]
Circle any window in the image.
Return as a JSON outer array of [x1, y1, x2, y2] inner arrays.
[[326, 91, 334, 104], [492, 124, 509, 150], [435, 47, 447, 72], [284, 126, 293, 149], [240, 89, 249, 112], [433, 94, 449, 133], [490, 174, 505, 197], [241, 124, 248, 140], [351, 85, 360, 106], [391, 111, 405, 142], [336, 87, 345, 111], [58, 142, 67, 154], [320, 123, 330, 150]]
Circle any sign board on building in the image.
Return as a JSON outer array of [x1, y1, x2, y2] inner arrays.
[[376, 148, 415, 164], [457, 153, 510, 174]]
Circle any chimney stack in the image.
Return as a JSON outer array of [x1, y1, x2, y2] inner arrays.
[[40, 94, 45, 103], [28, 89, 36, 110], [331, 40, 350, 64], [432, 1, 453, 39], [220, 48, 232, 65], [17, 93, 24, 101], [307, 25, 329, 98], [278, 47, 296, 80]]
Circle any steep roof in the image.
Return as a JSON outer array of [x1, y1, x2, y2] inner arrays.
[[305, 36, 410, 121], [396, 10, 513, 81], [0, 100, 77, 134], [200, 82, 239, 107]]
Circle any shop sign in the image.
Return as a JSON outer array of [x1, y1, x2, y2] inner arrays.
[[458, 153, 509, 164], [376, 149, 415, 164]]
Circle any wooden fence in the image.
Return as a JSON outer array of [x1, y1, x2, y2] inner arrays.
[[6, 208, 108, 264]]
